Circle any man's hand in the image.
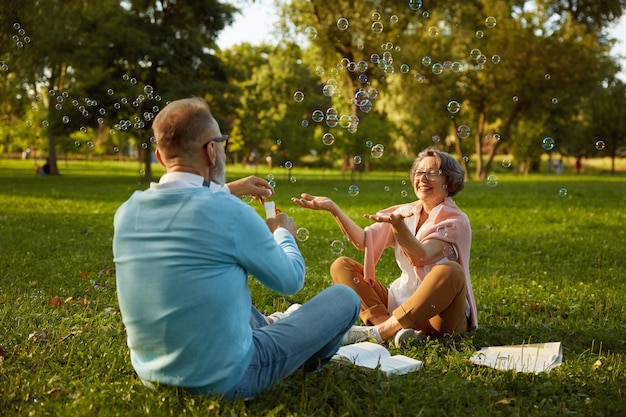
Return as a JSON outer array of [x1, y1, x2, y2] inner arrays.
[[228, 176, 274, 200], [266, 212, 297, 237]]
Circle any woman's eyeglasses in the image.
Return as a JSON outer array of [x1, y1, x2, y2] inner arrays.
[[411, 169, 442, 181]]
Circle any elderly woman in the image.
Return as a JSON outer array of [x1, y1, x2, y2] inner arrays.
[[292, 147, 477, 347]]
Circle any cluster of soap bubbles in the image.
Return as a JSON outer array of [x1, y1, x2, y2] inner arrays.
[[353, 86, 378, 113], [31, 69, 163, 153], [421, 56, 464, 75], [295, 228, 345, 257], [12, 22, 31, 48]]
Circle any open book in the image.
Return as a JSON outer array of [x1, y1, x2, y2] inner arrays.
[[332, 342, 422, 375], [469, 342, 562, 374]]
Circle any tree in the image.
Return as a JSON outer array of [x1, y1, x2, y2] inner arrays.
[[1, 0, 237, 179], [587, 78, 626, 173], [220, 42, 332, 169], [280, 0, 625, 178]]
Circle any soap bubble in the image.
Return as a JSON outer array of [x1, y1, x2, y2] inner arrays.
[[330, 240, 345, 255], [475, 30, 484, 39], [305, 26, 318, 40], [312, 109, 324, 122], [353, 155, 362, 165], [284, 160, 293, 169], [401, 190, 408, 197], [296, 227, 310, 242], [337, 17, 349, 30], [294, 90, 304, 102], [372, 12, 381, 21], [443, 245, 458, 260], [372, 21, 384, 34], [428, 26, 438, 37], [485, 16, 497, 28], [421, 56, 432, 66], [371, 144, 384, 158], [491, 55, 501, 64], [447, 100, 460, 114], [322, 132, 335, 145], [457, 125, 471, 139], [432, 63, 443, 75], [408, 0, 423, 11], [595, 140, 605, 150], [542, 137, 555, 151], [559, 188, 568, 197], [486, 175, 498, 187], [348, 184, 360, 196], [502, 158, 512, 168]]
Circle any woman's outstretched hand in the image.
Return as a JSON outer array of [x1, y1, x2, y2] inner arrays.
[[364, 211, 414, 227], [291, 193, 336, 213]]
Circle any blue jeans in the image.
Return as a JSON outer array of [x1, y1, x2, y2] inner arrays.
[[222, 284, 359, 400]]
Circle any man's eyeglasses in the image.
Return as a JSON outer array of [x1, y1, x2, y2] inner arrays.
[[411, 168, 442, 181], [202, 135, 229, 151]]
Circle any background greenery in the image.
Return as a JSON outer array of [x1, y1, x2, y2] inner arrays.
[[1, 160, 625, 416], [1, 0, 626, 180]]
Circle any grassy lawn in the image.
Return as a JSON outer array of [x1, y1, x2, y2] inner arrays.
[[1, 159, 625, 416]]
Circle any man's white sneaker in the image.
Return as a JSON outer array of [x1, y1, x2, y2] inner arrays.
[[393, 328, 423, 348], [267, 303, 301, 324]]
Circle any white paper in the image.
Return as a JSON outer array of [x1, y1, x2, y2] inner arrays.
[[469, 342, 562, 374], [333, 342, 422, 375]]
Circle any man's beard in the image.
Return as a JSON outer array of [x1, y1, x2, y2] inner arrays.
[[210, 150, 226, 186]]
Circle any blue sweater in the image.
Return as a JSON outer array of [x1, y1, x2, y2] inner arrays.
[[113, 184, 305, 393]]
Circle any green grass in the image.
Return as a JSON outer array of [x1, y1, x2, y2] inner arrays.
[[1, 159, 625, 416]]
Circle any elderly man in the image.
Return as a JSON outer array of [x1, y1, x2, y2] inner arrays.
[[113, 97, 359, 400]]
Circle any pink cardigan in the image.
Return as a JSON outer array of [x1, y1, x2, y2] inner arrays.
[[363, 197, 478, 328]]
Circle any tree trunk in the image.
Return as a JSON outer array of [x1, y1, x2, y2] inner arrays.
[[47, 133, 59, 175]]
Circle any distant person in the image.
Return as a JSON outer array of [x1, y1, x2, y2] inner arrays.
[[36, 158, 50, 176], [113, 97, 359, 400], [554, 158, 563, 174], [293, 146, 477, 347]]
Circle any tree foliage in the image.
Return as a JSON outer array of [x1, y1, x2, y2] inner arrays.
[[1, 0, 625, 178]]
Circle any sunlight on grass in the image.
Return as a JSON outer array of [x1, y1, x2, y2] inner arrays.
[[1, 160, 625, 416]]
